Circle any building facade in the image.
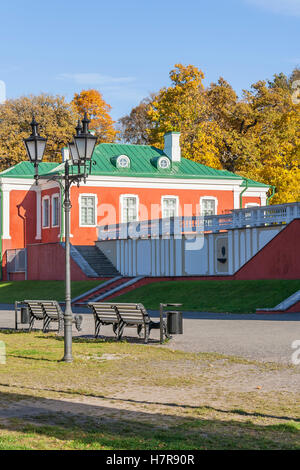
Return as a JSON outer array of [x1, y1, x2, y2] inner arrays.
[[0, 132, 270, 280]]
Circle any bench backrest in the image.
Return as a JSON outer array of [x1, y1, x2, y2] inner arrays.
[[114, 303, 150, 324], [41, 301, 63, 319], [88, 302, 118, 323], [24, 300, 44, 319]]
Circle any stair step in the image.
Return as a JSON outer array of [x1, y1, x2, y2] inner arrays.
[[73, 245, 120, 277]]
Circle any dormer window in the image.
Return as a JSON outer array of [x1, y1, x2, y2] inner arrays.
[[116, 155, 130, 169], [158, 156, 171, 169]]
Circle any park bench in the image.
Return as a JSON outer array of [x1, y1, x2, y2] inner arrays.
[[115, 303, 167, 343], [19, 300, 82, 333], [87, 302, 120, 338], [88, 302, 168, 343]]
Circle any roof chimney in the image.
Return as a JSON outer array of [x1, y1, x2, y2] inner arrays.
[[163, 132, 181, 163], [61, 147, 70, 162]]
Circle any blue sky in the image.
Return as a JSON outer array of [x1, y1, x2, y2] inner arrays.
[[0, 0, 299, 120]]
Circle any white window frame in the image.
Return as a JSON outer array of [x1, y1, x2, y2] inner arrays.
[[51, 193, 60, 228], [245, 202, 260, 208], [116, 154, 130, 169], [42, 196, 50, 229], [79, 193, 98, 227], [200, 196, 218, 216], [161, 195, 179, 218], [158, 156, 171, 169], [120, 194, 139, 223]]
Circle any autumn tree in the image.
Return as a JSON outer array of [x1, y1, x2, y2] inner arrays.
[[118, 96, 154, 144], [147, 64, 222, 168], [0, 94, 76, 170], [72, 89, 117, 143], [237, 76, 300, 204]]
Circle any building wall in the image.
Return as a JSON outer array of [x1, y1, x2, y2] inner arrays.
[[68, 185, 236, 246], [97, 223, 289, 278], [40, 187, 61, 244], [27, 242, 89, 281], [236, 219, 300, 280], [1, 177, 268, 280], [9, 189, 37, 249]]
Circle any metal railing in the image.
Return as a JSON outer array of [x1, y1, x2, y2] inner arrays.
[[97, 202, 300, 240], [6, 248, 27, 278]]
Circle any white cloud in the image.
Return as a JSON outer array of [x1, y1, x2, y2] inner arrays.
[[246, 0, 300, 17], [57, 73, 135, 85], [0, 80, 6, 104]]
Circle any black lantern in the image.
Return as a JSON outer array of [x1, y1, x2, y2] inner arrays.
[[68, 120, 82, 166], [23, 117, 47, 164], [68, 141, 80, 165], [73, 113, 97, 162]]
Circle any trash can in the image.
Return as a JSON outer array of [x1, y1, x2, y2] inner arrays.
[[21, 307, 29, 324], [166, 310, 183, 335]]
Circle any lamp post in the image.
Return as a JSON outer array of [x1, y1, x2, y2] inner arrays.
[[24, 114, 97, 362]]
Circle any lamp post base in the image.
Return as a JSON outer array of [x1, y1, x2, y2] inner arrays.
[[62, 313, 73, 363]]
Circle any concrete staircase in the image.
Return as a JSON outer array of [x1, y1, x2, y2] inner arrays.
[[73, 245, 120, 277], [256, 290, 300, 314], [72, 275, 144, 304]]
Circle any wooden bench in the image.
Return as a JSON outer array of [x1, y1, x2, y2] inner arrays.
[[23, 300, 82, 333], [87, 302, 120, 338], [115, 303, 168, 343], [24, 300, 46, 332]]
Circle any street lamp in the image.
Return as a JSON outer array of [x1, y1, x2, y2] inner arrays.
[[23, 117, 47, 184], [24, 113, 97, 362]]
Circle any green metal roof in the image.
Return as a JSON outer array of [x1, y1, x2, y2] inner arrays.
[[241, 177, 270, 188], [0, 161, 59, 178], [0, 143, 269, 188]]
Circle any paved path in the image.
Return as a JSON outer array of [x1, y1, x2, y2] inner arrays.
[[1, 307, 299, 364]]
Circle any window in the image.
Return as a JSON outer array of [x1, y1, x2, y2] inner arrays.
[[116, 155, 130, 169], [52, 194, 60, 227], [162, 197, 178, 218], [121, 195, 138, 223], [80, 195, 96, 226], [158, 156, 170, 169], [42, 197, 50, 228], [200, 197, 217, 216]]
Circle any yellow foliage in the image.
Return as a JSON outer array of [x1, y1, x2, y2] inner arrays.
[[0, 94, 76, 169], [72, 89, 118, 143], [146, 64, 300, 203]]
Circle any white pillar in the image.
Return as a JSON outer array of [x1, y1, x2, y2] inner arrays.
[[234, 229, 240, 272], [246, 228, 251, 261], [260, 192, 267, 206], [228, 230, 234, 274], [208, 234, 214, 275], [2, 189, 11, 239], [233, 188, 240, 209]]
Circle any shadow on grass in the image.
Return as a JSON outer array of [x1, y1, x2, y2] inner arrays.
[[36, 334, 162, 345], [7, 354, 60, 363], [0, 382, 298, 424], [0, 390, 298, 450]]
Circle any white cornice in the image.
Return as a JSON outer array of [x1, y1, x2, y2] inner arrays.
[[83, 175, 244, 186], [0, 175, 269, 193], [0, 178, 60, 191]]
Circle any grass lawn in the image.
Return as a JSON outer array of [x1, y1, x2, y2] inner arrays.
[[112, 279, 300, 313], [0, 331, 299, 450], [0, 280, 104, 304]]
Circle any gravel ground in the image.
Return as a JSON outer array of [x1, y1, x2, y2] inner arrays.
[[1, 306, 299, 364]]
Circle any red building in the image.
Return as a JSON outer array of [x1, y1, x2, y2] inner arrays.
[[0, 132, 270, 280]]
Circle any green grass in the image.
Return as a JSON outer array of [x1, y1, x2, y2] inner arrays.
[[0, 331, 299, 450], [112, 279, 300, 313], [0, 417, 299, 450], [0, 280, 104, 304]]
